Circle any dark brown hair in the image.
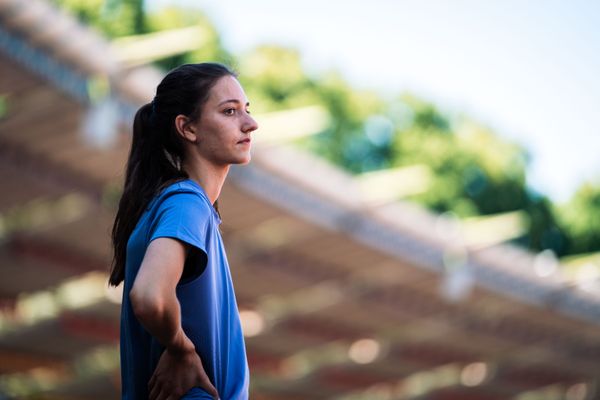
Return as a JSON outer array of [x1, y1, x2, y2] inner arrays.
[[109, 63, 236, 286]]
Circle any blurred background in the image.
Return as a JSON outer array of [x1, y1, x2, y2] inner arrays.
[[1, 0, 600, 398]]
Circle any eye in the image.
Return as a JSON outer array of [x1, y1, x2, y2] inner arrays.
[[246, 109, 251, 115], [224, 108, 236, 115]]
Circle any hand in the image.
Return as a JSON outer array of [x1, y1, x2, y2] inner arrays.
[[148, 346, 219, 400]]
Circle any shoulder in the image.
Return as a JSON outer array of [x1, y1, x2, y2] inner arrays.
[[147, 180, 217, 245], [149, 179, 220, 225], [156, 180, 210, 209]]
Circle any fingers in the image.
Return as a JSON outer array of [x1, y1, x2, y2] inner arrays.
[[203, 381, 219, 400], [149, 374, 157, 399], [149, 375, 173, 400], [153, 387, 175, 400], [155, 389, 167, 400], [193, 371, 219, 399], [196, 369, 218, 399], [195, 375, 218, 399], [150, 378, 217, 400], [149, 380, 160, 400]]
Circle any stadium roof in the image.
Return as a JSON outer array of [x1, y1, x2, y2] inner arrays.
[[1, 0, 599, 398]]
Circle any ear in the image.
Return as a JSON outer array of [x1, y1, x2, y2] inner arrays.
[[174, 114, 198, 143]]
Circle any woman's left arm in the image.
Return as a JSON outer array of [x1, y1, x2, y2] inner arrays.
[[130, 237, 218, 400]]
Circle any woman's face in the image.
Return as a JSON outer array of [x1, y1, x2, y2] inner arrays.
[[188, 75, 258, 166]]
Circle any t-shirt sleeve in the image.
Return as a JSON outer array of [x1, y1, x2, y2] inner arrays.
[[148, 191, 211, 254]]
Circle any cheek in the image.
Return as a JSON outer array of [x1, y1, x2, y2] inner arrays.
[[200, 129, 235, 157], [200, 120, 224, 143], [197, 116, 241, 152], [206, 118, 232, 138]]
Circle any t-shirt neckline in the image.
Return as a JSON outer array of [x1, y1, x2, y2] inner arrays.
[[183, 179, 222, 224]]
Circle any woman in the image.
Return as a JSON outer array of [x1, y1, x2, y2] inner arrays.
[[109, 63, 258, 400]]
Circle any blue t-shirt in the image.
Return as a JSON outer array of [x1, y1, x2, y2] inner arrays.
[[120, 179, 249, 400]]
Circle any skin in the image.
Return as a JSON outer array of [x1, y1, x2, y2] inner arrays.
[[177, 75, 258, 204], [129, 75, 258, 400]]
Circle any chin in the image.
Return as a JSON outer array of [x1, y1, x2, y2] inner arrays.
[[232, 154, 252, 165]]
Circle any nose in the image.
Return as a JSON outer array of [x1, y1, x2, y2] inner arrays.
[[243, 113, 258, 133]]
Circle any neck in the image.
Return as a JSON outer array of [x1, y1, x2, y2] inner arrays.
[[183, 157, 230, 205]]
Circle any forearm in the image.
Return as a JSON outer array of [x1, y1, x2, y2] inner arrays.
[[130, 289, 194, 353], [134, 287, 219, 399]]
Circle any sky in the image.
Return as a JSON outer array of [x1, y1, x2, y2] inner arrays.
[[151, 0, 600, 203]]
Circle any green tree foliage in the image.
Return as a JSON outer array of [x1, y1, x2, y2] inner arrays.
[[0, 95, 6, 119], [556, 182, 600, 254], [52, 0, 145, 37], [238, 46, 386, 172], [238, 46, 320, 111], [52, 1, 231, 68], [392, 103, 528, 217], [51, 0, 599, 258], [146, 7, 233, 70], [518, 193, 568, 255], [380, 97, 568, 254], [237, 44, 576, 255], [299, 72, 386, 172]]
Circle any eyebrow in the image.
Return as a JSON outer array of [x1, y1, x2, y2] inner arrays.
[[218, 99, 250, 107]]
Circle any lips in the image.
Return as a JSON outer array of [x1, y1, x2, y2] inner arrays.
[[237, 138, 251, 144]]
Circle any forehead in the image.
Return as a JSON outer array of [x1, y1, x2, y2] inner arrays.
[[207, 75, 248, 104]]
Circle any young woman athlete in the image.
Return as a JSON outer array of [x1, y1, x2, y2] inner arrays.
[[109, 63, 258, 400]]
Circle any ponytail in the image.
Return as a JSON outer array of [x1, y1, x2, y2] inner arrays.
[[109, 103, 186, 286]]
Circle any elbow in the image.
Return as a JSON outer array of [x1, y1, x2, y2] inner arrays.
[[129, 286, 164, 322]]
